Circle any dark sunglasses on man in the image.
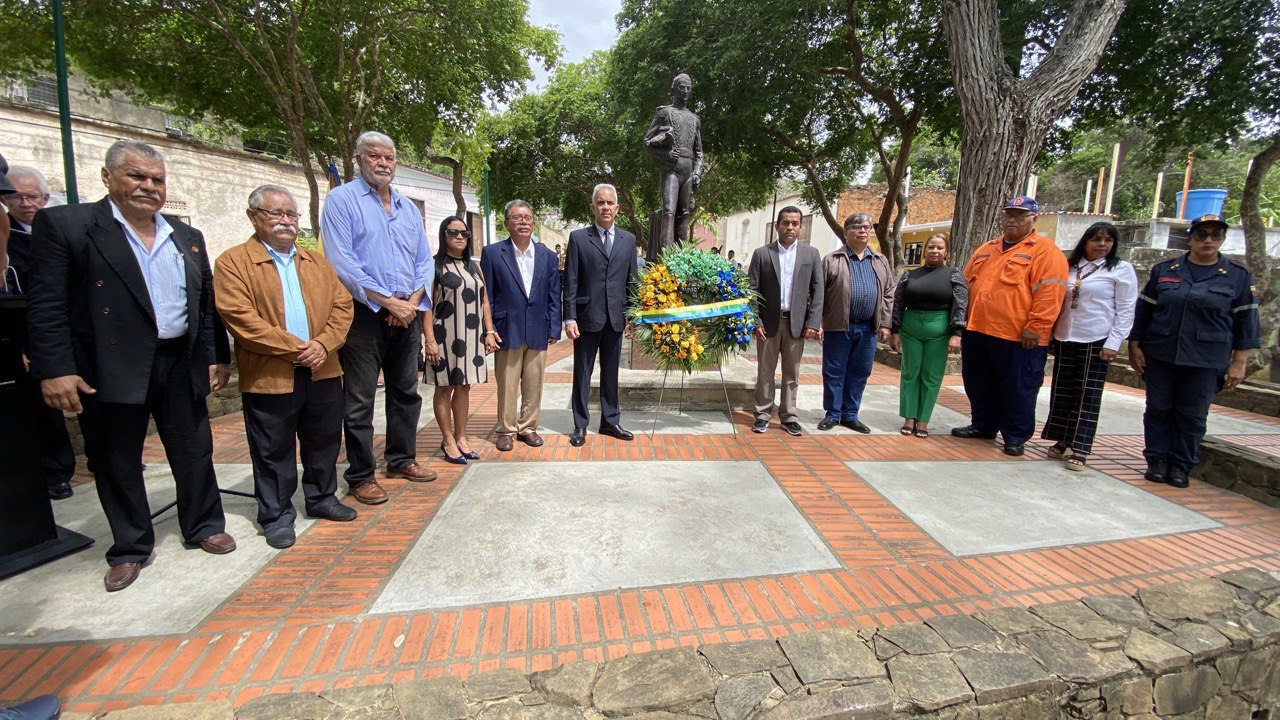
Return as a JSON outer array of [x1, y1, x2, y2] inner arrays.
[[446, 228, 472, 239]]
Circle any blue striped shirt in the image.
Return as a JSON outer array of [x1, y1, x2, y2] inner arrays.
[[848, 252, 877, 323], [320, 176, 434, 312], [262, 242, 310, 342], [110, 201, 187, 339]]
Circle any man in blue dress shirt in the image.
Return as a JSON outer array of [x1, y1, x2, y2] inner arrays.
[[321, 131, 437, 503]]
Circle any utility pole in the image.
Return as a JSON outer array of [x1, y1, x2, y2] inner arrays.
[[53, 0, 77, 203]]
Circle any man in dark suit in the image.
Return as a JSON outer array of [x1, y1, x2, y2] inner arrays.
[[480, 199, 562, 451], [748, 206, 824, 435], [26, 140, 237, 592], [563, 183, 636, 446], [2, 164, 82, 500]]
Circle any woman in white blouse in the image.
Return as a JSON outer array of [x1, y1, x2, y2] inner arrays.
[[1041, 222, 1137, 470]]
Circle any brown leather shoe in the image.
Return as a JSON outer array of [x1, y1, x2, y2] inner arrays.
[[104, 562, 142, 592], [350, 480, 391, 504], [387, 462, 437, 482], [518, 431, 544, 447], [495, 434, 515, 452], [198, 532, 237, 555]]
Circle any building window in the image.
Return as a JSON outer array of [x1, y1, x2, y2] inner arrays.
[[5, 76, 57, 108]]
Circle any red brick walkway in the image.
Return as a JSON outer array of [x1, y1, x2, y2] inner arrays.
[[3, 344, 1279, 715]]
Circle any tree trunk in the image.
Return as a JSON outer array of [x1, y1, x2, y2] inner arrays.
[[1240, 131, 1280, 375], [890, 186, 909, 272], [942, 0, 1127, 262]]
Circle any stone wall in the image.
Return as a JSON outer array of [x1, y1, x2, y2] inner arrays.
[[1193, 439, 1280, 509], [82, 571, 1280, 720]]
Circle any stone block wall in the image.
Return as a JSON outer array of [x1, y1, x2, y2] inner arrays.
[[1193, 439, 1280, 508], [84, 570, 1280, 720]]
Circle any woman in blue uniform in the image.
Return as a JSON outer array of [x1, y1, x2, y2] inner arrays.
[[1128, 214, 1260, 488]]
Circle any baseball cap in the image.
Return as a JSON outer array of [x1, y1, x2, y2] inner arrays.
[[1187, 213, 1229, 235], [1004, 195, 1038, 213]]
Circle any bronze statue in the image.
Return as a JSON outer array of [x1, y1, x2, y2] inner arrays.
[[644, 73, 703, 253]]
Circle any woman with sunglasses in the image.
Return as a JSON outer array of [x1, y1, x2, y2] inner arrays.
[[1041, 222, 1137, 470], [424, 216, 496, 464], [1129, 214, 1259, 488]]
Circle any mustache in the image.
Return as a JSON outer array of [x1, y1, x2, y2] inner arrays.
[[132, 190, 162, 201], [272, 224, 297, 235]]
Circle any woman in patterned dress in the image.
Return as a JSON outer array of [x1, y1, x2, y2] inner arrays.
[[424, 216, 498, 464]]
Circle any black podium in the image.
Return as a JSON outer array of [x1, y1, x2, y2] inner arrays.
[[0, 297, 93, 578]]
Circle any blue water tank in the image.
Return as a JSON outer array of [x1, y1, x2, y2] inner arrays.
[[1175, 189, 1228, 219]]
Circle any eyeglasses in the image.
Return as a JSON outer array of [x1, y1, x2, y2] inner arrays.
[[254, 208, 302, 221], [506, 214, 535, 223], [1190, 231, 1225, 241], [10, 193, 46, 205], [446, 229, 472, 239]]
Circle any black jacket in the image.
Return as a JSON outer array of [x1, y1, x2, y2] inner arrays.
[[25, 197, 229, 404], [562, 225, 636, 333]]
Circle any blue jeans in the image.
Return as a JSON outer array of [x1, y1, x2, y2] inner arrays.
[[822, 319, 878, 421], [960, 330, 1047, 445]]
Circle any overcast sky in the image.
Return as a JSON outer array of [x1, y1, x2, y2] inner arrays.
[[526, 0, 623, 88]]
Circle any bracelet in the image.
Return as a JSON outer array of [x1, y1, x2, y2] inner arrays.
[[483, 331, 495, 336], [425, 339, 438, 346]]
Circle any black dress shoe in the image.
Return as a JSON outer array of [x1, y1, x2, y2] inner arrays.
[[264, 526, 296, 549], [817, 418, 838, 431], [752, 418, 769, 433], [48, 481, 73, 500], [951, 425, 997, 439], [570, 427, 587, 447], [1144, 458, 1168, 483], [1167, 465, 1190, 488], [841, 419, 871, 433], [307, 502, 358, 522], [1002, 443, 1025, 456], [599, 423, 634, 441]]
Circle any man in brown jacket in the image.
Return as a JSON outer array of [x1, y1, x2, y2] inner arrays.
[[215, 185, 356, 549], [817, 213, 893, 433]]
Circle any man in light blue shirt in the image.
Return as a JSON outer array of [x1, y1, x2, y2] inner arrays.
[[321, 131, 436, 501]]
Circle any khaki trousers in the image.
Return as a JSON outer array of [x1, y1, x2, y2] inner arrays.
[[754, 320, 806, 423], [494, 346, 547, 436]]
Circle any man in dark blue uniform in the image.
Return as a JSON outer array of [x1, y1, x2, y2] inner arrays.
[[1128, 214, 1260, 488]]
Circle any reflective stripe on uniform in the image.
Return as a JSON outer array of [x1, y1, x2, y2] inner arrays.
[[1138, 293, 1157, 305], [1233, 303, 1259, 313]]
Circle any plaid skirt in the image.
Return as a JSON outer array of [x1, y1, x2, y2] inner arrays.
[[1040, 338, 1112, 455]]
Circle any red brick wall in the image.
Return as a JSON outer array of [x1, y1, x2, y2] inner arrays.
[[836, 184, 955, 226]]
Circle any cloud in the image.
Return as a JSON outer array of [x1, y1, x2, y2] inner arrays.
[[527, 0, 622, 88]]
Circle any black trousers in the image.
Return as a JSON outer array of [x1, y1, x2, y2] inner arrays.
[[571, 322, 623, 428], [80, 339, 226, 566], [242, 370, 344, 531], [1142, 356, 1221, 470], [31, 383, 77, 488], [338, 304, 423, 486], [960, 330, 1048, 446]]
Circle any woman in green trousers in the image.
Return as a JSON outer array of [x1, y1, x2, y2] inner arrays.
[[890, 234, 968, 437]]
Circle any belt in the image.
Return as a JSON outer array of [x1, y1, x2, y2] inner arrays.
[[291, 364, 313, 379]]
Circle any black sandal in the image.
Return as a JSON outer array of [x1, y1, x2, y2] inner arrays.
[[900, 420, 916, 436]]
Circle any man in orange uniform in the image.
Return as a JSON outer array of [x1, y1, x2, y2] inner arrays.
[[951, 196, 1067, 456]]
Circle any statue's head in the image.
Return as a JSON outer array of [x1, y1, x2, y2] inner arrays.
[[671, 73, 692, 102]]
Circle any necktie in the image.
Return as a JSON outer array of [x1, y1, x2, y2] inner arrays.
[[603, 229, 613, 257]]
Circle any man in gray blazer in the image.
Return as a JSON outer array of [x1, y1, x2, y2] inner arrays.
[[748, 206, 824, 435]]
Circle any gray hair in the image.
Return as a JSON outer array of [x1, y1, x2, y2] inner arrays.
[[503, 199, 533, 220], [6, 166, 48, 194], [248, 184, 296, 209], [843, 212, 874, 230], [591, 183, 617, 203], [105, 140, 165, 170], [355, 131, 396, 157]]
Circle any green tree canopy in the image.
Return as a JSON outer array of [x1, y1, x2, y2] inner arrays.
[[0, 0, 558, 227]]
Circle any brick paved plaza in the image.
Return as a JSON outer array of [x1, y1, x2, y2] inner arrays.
[[2, 343, 1279, 716]]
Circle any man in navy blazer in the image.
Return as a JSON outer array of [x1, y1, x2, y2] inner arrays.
[[480, 199, 562, 451], [563, 184, 636, 446]]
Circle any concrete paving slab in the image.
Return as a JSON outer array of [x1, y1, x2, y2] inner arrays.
[[0, 465, 327, 643], [944, 385, 1275, 436], [486, 385, 735, 435], [371, 461, 839, 612], [848, 460, 1220, 556], [792, 385, 970, 435]]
